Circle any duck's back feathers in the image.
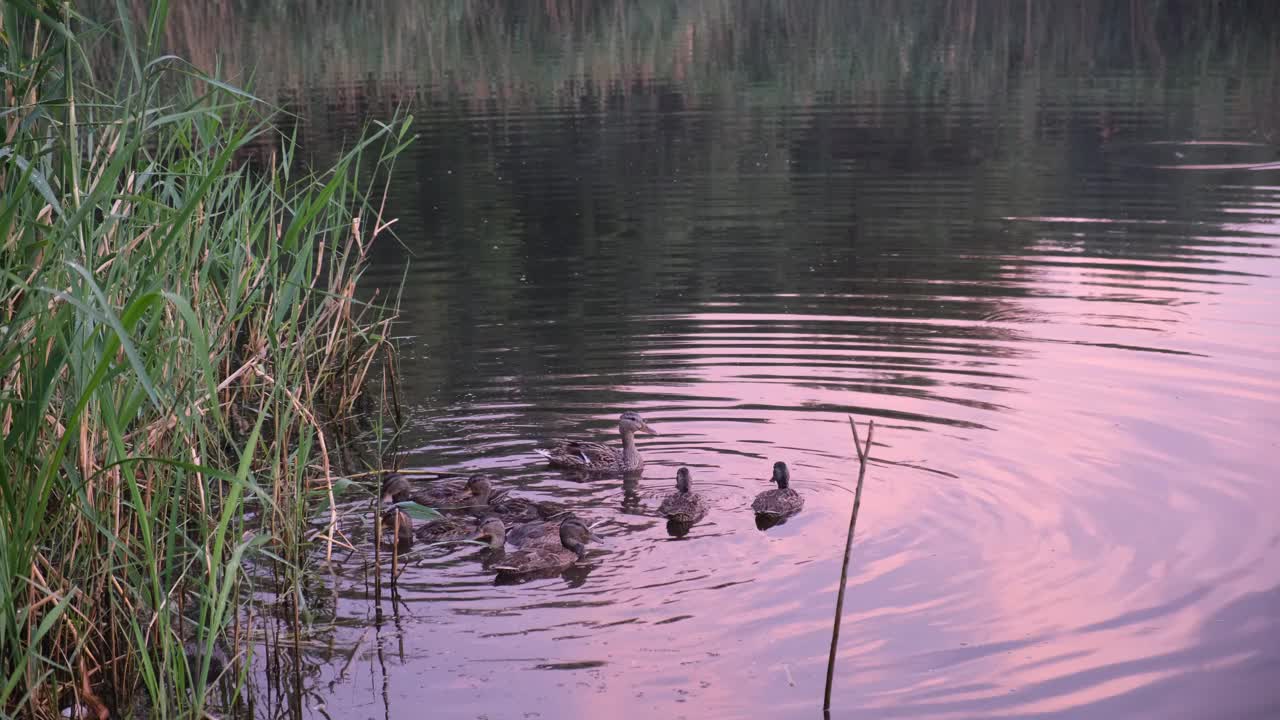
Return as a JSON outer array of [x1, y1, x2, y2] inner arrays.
[[536, 440, 625, 473], [489, 493, 571, 523], [492, 517, 598, 576], [658, 492, 708, 524], [386, 474, 494, 511], [751, 487, 804, 517], [505, 520, 562, 549], [413, 515, 481, 542], [491, 544, 578, 576]]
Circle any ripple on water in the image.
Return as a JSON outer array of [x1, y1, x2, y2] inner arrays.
[[253, 56, 1280, 720]]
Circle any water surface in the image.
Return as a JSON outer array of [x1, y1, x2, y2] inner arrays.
[[171, 3, 1280, 718]]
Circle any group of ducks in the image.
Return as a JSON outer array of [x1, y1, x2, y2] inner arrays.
[[377, 412, 804, 579]]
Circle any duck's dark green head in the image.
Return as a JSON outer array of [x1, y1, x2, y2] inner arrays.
[[559, 517, 602, 560], [675, 467, 693, 493], [771, 461, 790, 489], [469, 516, 507, 550], [381, 474, 411, 505]]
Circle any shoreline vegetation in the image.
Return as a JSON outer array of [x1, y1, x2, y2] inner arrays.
[[1, 4, 409, 718]]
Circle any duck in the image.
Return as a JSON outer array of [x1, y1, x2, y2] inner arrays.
[[487, 493, 572, 524], [379, 510, 508, 551], [380, 508, 414, 548], [534, 412, 658, 474], [492, 517, 602, 577], [418, 515, 507, 548], [382, 473, 496, 510], [466, 516, 509, 551], [751, 461, 803, 519], [658, 467, 708, 524], [503, 513, 589, 549]]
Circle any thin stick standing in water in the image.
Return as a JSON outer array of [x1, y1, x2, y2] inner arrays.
[[374, 499, 383, 615], [823, 416, 875, 714]]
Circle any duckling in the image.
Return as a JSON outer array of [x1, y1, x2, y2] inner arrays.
[[658, 467, 707, 524], [751, 461, 803, 519], [382, 473, 496, 510], [380, 508, 414, 548], [492, 518, 601, 577], [534, 412, 658, 474]]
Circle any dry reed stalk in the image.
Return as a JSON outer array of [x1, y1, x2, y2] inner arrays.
[[823, 416, 875, 714]]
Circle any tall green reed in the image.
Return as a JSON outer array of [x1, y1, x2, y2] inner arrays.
[[1, 3, 410, 718]]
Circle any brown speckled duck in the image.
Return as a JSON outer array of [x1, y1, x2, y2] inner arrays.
[[492, 518, 601, 576], [658, 467, 708, 524], [382, 473, 496, 510], [535, 412, 657, 474], [751, 461, 803, 519], [503, 513, 592, 550], [380, 508, 414, 548], [379, 511, 507, 551], [487, 493, 572, 524]]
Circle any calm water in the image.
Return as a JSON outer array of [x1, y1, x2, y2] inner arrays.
[[182, 3, 1280, 718]]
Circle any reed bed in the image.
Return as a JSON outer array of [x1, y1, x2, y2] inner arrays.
[[0, 3, 409, 718]]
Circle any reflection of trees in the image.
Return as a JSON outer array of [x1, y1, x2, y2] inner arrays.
[[100, 1, 1280, 400], [141, 1, 1279, 125]]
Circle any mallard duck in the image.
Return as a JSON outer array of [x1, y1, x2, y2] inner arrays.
[[380, 508, 414, 547], [503, 513, 588, 549], [487, 492, 572, 524], [658, 467, 708, 524], [466, 516, 509, 551], [751, 461, 803, 518], [416, 514, 505, 545], [379, 510, 508, 550], [381, 473, 495, 510], [492, 517, 601, 576], [535, 412, 658, 474]]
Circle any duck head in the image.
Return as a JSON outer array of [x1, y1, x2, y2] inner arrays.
[[675, 467, 693, 493], [468, 516, 507, 550], [466, 475, 495, 504], [771, 461, 790, 489], [619, 411, 657, 436], [380, 473, 411, 505], [559, 517, 604, 560]]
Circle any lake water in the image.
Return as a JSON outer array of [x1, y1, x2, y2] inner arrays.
[[172, 3, 1280, 718]]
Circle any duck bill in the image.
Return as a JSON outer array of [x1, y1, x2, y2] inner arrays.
[[640, 422, 658, 436]]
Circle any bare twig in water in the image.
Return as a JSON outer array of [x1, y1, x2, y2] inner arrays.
[[823, 416, 875, 714], [390, 514, 402, 581]]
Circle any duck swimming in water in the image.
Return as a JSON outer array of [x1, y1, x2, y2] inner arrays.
[[751, 461, 803, 519], [379, 510, 507, 551], [382, 473, 496, 510], [487, 493, 572, 524], [492, 517, 602, 577], [658, 467, 708, 524], [418, 515, 507, 548], [535, 412, 658, 475], [380, 508, 414, 548], [502, 513, 594, 550]]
